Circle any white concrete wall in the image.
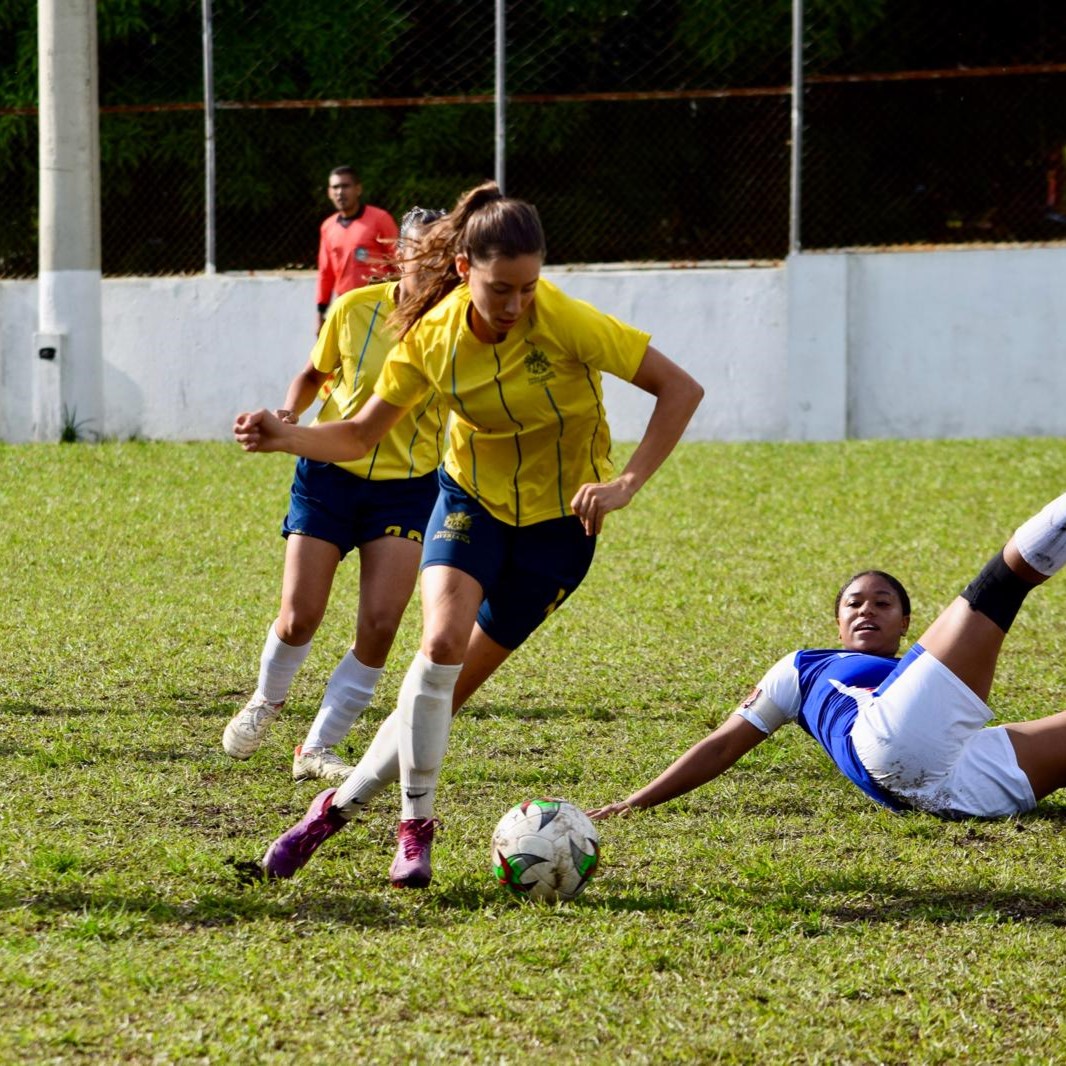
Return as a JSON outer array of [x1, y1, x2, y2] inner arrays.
[[2, 244, 1064, 443], [846, 246, 1066, 438]]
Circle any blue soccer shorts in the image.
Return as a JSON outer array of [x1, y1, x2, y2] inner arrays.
[[282, 458, 438, 560], [419, 470, 597, 650]]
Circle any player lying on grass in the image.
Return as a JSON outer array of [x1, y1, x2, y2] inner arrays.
[[234, 180, 704, 887], [590, 491, 1066, 822]]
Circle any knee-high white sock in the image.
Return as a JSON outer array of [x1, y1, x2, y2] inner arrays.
[[1015, 491, 1066, 577], [257, 623, 311, 705], [301, 653, 384, 750], [398, 651, 462, 820], [332, 708, 401, 816]]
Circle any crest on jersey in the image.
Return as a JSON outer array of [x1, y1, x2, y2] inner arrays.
[[524, 346, 556, 384]]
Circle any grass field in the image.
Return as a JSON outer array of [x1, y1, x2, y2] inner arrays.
[[3, 438, 1066, 1064]]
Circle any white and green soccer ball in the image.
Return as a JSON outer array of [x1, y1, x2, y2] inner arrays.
[[491, 798, 600, 903]]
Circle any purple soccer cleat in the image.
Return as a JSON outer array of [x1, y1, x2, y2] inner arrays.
[[388, 818, 438, 889], [261, 788, 347, 879]]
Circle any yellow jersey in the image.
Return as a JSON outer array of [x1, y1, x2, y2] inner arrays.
[[311, 281, 445, 479], [375, 278, 649, 526]]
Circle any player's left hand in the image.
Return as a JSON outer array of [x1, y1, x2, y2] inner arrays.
[[587, 801, 639, 821], [570, 476, 636, 536]]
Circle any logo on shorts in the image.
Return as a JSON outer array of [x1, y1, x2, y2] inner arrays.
[[444, 511, 472, 532], [355, 246, 369, 262], [524, 346, 555, 385], [434, 510, 474, 544], [740, 686, 761, 709]]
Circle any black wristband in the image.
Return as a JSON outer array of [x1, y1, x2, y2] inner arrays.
[[316, 303, 329, 314]]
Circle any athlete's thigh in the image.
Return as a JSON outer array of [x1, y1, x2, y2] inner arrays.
[[1003, 710, 1066, 801], [418, 564, 485, 663], [478, 515, 596, 650], [356, 534, 424, 628], [279, 533, 342, 625], [915, 596, 1006, 704]]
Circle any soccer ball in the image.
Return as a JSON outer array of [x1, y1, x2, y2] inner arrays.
[[491, 798, 600, 903]]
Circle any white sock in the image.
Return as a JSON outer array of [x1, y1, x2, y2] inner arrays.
[[1015, 492, 1066, 577], [257, 623, 311, 705], [332, 708, 401, 815], [301, 653, 384, 750], [398, 651, 462, 820]]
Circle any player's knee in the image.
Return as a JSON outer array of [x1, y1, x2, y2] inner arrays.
[[421, 631, 467, 664], [275, 609, 322, 646], [356, 611, 401, 656]]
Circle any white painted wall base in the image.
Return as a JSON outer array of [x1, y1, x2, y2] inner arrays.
[[34, 269, 103, 441], [2, 245, 1064, 443]]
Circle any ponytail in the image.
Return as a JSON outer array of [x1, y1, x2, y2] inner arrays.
[[389, 181, 546, 338]]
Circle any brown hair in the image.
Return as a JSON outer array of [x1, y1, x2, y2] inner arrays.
[[389, 180, 547, 338]]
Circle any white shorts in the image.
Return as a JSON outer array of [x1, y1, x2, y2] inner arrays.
[[850, 648, 1036, 818]]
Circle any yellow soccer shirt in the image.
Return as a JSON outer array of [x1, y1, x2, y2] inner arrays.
[[310, 281, 444, 479], [374, 278, 650, 526]]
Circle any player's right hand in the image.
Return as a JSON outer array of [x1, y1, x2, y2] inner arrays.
[[233, 408, 285, 452]]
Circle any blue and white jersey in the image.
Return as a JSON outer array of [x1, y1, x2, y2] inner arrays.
[[736, 649, 907, 811]]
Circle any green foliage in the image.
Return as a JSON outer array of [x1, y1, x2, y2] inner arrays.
[[3, 438, 1066, 1060], [8, 2, 1064, 273], [58, 405, 98, 444], [0, 0, 36, 109]]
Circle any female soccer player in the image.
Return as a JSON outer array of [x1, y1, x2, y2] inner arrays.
[[234, 180, 704, 886], [223, 208, 446, 784], [589, 491, 1066, 822]]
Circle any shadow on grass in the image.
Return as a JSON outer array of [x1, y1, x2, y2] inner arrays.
[[0, 884, 410, 930], [0, 700, 107, 717], [460, 701, 617, 722], [817, 878, 1066, 926], [0, 871, 694, 934], [0, 698, 267, 721]]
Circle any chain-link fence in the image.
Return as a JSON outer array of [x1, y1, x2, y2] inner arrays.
[[3, 0, 1065, 278], [802, 1, 1066, 248]]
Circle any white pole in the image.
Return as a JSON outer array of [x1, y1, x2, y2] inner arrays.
[[789, 0, 804, 253], [202, 0, 216, 275], [494, 0, 505, 194], [37, 0, 103, 442]]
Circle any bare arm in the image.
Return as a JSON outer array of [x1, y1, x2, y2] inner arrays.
[[277, 359, 331, 423], [588, 714, 767, 820], [571, 345, 704, 535], [234, 393, 408, 462]]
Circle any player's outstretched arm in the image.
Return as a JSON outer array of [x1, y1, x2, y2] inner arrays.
[[234, 394, 408, 461], [570, 345, 703, 535], [588, 714, 766, 820]]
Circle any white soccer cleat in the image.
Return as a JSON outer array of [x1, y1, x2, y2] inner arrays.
[[291, 745, 356, 783], [222, 693, 283, 759]]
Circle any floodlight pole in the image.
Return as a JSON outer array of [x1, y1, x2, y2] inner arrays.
[[36, 0, 103, 442], [789, 0, 804, 253], [494, 0, 506, 194], [202, 0, 216, 275]]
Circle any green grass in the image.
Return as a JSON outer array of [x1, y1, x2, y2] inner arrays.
[[2, 438, 1066, 1064]]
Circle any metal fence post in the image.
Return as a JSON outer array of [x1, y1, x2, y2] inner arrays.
[[202, 0, 216, 275], [789, 0, 804, 253], [495, 0, 506, 194]]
